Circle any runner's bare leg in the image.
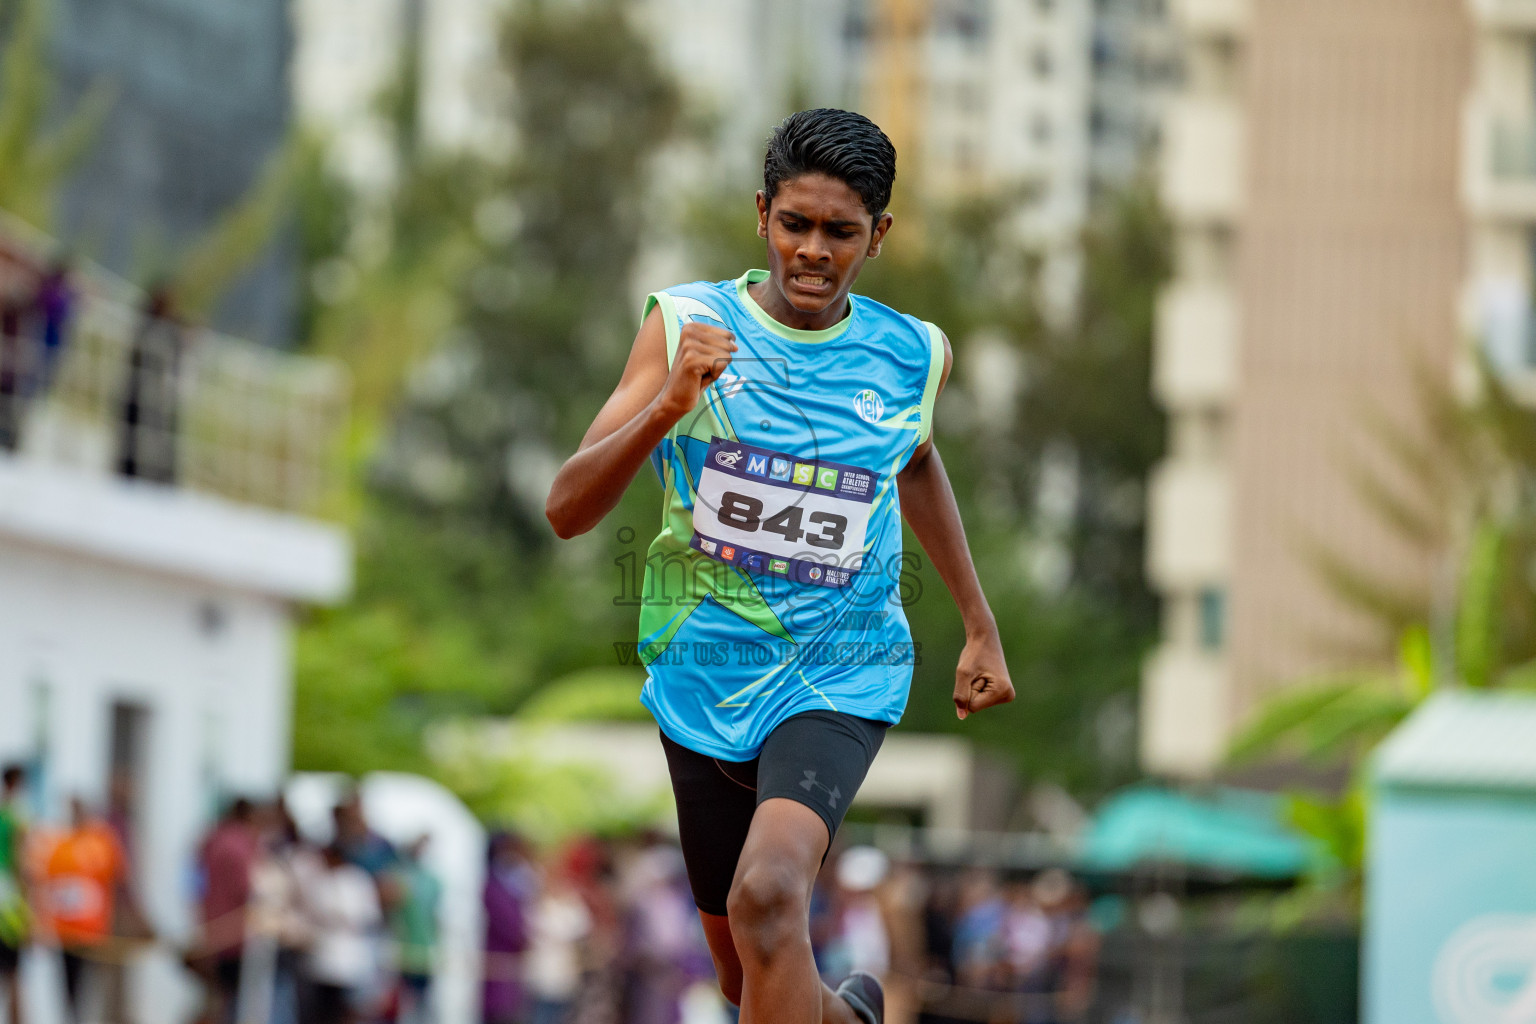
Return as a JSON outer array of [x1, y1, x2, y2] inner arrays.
[[713, 798, 860, 1024]]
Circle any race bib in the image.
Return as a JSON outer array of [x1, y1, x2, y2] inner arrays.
[[690, 437, 877, 588]]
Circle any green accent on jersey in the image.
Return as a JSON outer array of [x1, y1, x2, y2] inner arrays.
[[716, 660, 796, 708], [796, 670, 839, 712], [735, 270, 853, 344], [637, 291, 793, 664], [918, 321, 945, 443]]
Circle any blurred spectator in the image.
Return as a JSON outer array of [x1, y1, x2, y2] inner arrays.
[[40, 796, 144, 1023], [525, 854, 592, 1024], [1003, 879, 1051, 987], [334, 793, 398, 878], [388, 835, 441, 1024], [32, 258, 74, 391], [618, 843, 710, 1024], [1045, 875, 1099, 1024], [557, 838, 622, 1024], [0, 764, 30, 1024], [301, 843, 382, 1024], [482, 832, 533, 1024], [821, 846, 892, 982], [248, 800, 316, 1024], [0, 277, 32, 452], [117, 284, 186, 484], [951, 869, 1006, 989], [198, 797, 260, 1024]]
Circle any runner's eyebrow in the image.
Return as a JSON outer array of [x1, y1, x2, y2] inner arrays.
[[776, 210, 862, 231]]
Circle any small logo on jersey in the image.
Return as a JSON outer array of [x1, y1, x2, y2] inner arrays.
[[769, 558, 789, 574], [792, 463, 815, 485], [713, 371, 745, 395], [699, 539, 717, 556], [853, 389, 885, 424], [808, 566, 823, 582], [816, 467, 839, 490], [721, 545, 736, 561], [744, 553, 763, 570], [746, 454, 769, 476], [769, 458, 793, 481], [715, 449, 744, 469]]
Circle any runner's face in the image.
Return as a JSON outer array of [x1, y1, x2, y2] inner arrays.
[[755, 173, 892, 328]]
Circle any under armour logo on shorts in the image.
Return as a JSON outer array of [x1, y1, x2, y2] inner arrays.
[[800, 770, 841, 808]]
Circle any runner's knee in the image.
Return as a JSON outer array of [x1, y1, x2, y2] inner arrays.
[[726, 860, 807, 957]]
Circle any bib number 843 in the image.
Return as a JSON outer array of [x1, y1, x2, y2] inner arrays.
[[718, 491, 847, 549]]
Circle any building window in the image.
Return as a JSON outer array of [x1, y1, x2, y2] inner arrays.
[[1032, 46, 1053, 79], [1198, 588, 1226, 651]]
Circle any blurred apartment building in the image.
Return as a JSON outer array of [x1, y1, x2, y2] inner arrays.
[[292, 0, 1177, 293], [45, 0, 296, 344], [1139, 0, 1527, 777]]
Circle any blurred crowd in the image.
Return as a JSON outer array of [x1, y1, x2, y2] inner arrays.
[[0, 246, 188, 483], [0, 763, 1101, 1024], [0, 763, 450, 1024]]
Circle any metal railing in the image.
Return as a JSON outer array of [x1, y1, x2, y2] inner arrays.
[[0, 216, 348, 519]]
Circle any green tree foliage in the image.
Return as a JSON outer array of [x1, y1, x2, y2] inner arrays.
[[377, 0, 681, 543], [294, 0, 681, 776], [1233, 362, 1536, 924], [896, 192, 1169, 796]]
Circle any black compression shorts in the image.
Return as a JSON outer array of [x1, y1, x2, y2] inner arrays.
[[660, 710, 888, 916]]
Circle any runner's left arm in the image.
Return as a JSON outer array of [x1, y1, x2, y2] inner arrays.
[[897, 330, 1015, 720]]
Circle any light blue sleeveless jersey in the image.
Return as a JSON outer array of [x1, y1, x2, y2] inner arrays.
[[637, 269, 945, 760]]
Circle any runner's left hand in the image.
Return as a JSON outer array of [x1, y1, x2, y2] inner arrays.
[[953, 631, 1014, 720]]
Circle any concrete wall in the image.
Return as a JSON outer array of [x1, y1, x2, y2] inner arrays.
[[1229, 0, 1469, 716], [0, 537, 293, 1024]]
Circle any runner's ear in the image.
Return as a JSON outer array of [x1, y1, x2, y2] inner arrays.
[[756, 191, 770, 240], [867, 212, 893, 258]]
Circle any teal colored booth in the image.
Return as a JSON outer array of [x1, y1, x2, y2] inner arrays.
[[1365, 692, 1536, 1024]]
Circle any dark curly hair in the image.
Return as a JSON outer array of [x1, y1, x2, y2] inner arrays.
[[763, 109, 897, 218]]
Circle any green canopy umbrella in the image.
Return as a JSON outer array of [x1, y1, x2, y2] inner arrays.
[[1080, 784, 1312, 880]]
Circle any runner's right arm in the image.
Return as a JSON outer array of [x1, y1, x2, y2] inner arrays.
[[545, 306, 736, 538]]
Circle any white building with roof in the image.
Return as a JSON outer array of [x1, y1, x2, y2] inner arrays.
[[0, 220, 351, 1024]]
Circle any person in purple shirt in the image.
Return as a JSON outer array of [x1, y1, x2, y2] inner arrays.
[[32, 258, 73, 393], [482, 832, 534, 1024]]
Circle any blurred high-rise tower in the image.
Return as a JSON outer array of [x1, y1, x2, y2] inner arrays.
[[1142, 0, 1482, 777], [48, 0, 295, 344]]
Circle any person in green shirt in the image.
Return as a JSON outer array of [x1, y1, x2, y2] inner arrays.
[[389, 834, 441, 1024], [0, 763, 30, 1024]]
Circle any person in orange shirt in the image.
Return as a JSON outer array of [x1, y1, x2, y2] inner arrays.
[[41, 797, 137, 1020]]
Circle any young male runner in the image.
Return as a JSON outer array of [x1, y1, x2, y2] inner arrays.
[[546, 108, 1013, 1024]]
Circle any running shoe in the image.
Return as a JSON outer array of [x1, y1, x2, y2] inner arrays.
[[835, 971, 884, 1024]]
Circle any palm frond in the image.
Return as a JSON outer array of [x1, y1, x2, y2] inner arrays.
[[1290, 686, 1416, 761], [1228, 676, 1388, 764], [171, 140, 303, 317], [1477, 356, 1536, 472], [1456, 521, 1505, 688], [1304, 542, 1430, 632], [1343, 454, 1446, 549]]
